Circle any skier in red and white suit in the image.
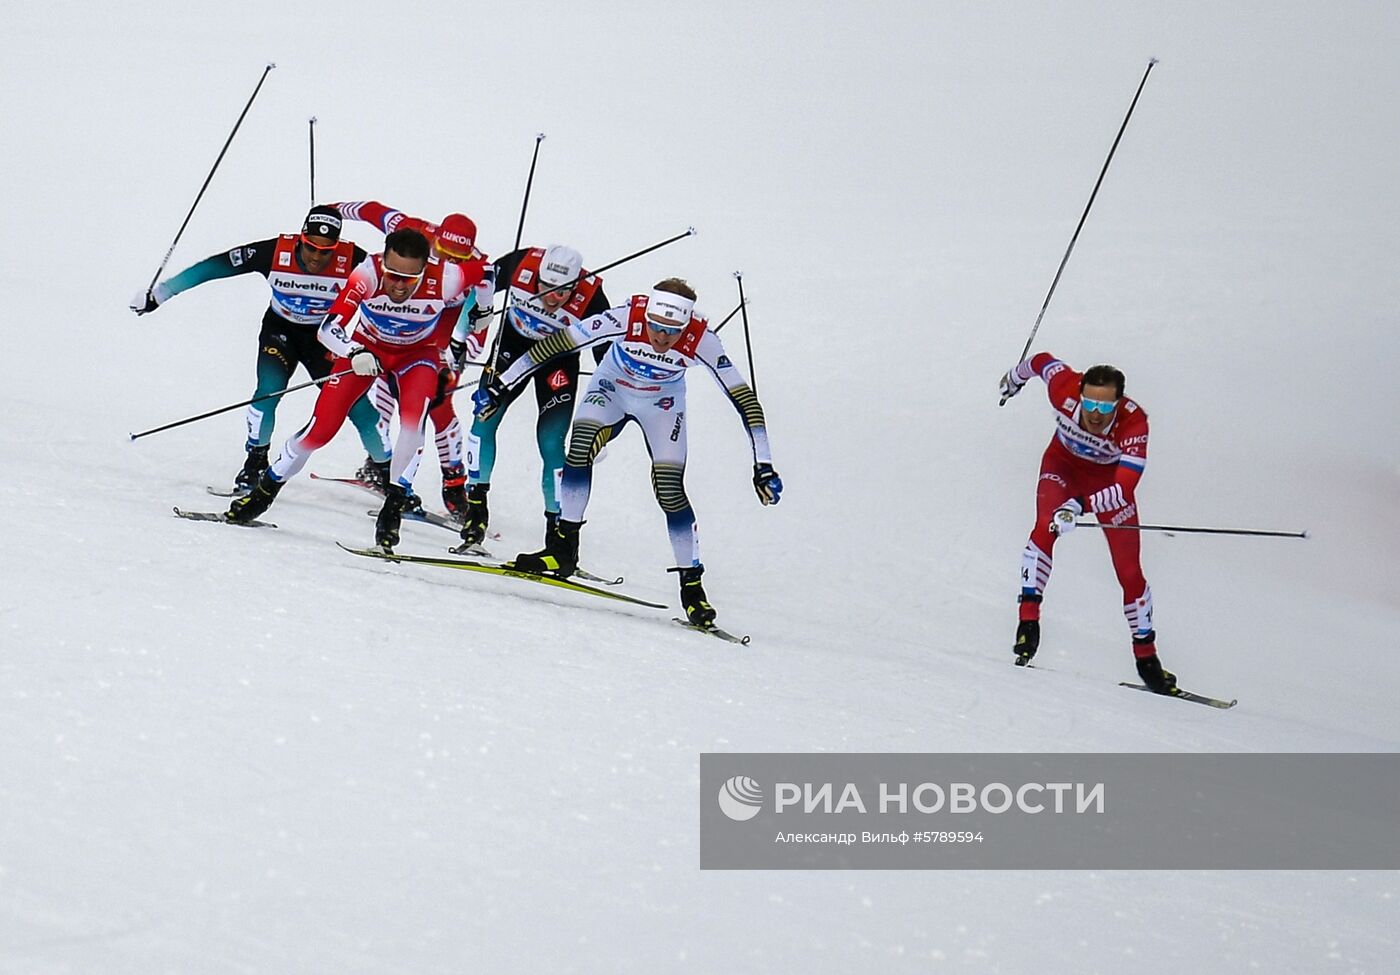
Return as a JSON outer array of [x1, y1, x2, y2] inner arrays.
[[333, 200, 493, 515], [227, 229, 489, 550], [999, 352, 1175, 693]]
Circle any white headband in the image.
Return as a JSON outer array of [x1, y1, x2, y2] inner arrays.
[[646, 289, 694, 325]]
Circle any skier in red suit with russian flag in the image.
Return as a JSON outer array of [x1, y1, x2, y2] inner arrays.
[[333, 200, 493, 516], [999, 353, 1175, 693], [226, 229, 489, 550]]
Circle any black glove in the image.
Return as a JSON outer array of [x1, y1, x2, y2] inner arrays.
[[752, 463, 783, 505], [129, 288, 160, 316], [449, 338, 469, 372], [430, 366, 457, 409], [472, 374, 507, 421]]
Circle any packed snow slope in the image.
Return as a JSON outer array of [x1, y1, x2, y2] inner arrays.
[[4, 2, 1398, 972]]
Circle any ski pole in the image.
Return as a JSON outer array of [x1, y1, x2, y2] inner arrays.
[[711, 299, 747, 334], [459, 293, 744, 377], [129, 368, 352, 442], [1001, 58, 1158, 405], [1076, 521, 1308, 539], [492, 226, 697, 323], [308, 116, 317, 202], [513, 133, 545, 252], [144, 63, 277, 295], [478, 223, 697, 361], [732, 271, 758, 395], [484, 134, 548, 378]]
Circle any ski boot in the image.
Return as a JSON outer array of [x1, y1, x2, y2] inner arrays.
[[1013, 593, 1041, 666], [453, 483, 490, 550], [1133, 631, 1177, 694], [227, 472, 282, 523], [375, 483, 410, 552], [511, 518, 580, 576], [356, 456, 390, 491], [441, 464, 468, 519], [234, 444, 269, 493], [672, 564, 716, 627], [543, 511, 559, 547], [1013, 619, 1040, 667]]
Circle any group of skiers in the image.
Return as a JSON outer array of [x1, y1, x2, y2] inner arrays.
[[132, 198, 1172, 687], [131, 202, 782, 628]]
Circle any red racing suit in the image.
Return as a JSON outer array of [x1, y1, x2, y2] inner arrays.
[[266, 254, 485, 488], [1014, 353, 1155, 653]]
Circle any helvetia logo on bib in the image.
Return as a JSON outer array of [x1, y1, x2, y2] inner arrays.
[[717, 776, 764, 821]]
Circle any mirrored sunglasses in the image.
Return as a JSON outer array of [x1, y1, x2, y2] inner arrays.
[[299, 234, 337, 253], [645, 316, 685, 336], [1080, 396, 1118, 415]]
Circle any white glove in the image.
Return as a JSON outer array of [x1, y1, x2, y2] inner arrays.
[[1049, 499, 1083, 536], [1088, 483, 1129, 514], [349, 347, 382, 377], [999, 365, 1029, 402]]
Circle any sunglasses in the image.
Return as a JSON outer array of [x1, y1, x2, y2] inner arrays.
[[645, 317, 685, 336], [382, 266, 425, 286], [299, 234, 337, 253], [436, 243, 478, 263], [1080, 396, 1118, 415]]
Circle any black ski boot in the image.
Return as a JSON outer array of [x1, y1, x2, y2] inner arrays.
[[441, 464, 468, 519], [1013, 619, 1040, 666], [357, 456, 390, 491], [543, 511, 559, 547], [234, 444, 269, 492], [455, 483, 490, 549], [375, 483, 410, 552], [511, 518, 580, 576], [673, 564, 716, 627], [1133, 631, 1177, 693], [227, 472, 282, 523]]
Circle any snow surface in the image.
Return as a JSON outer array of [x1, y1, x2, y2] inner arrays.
[[4, 1, 1399, 972]]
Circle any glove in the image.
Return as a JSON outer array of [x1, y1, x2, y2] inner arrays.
[[430, 366, 457, 409], [1088, 483, 1129, 514], [129, 288, 160, 316], [450, 334, 484, 370], [1049, 498, 1083, 536], [998, 365, 1029, 403], [753, 463, 783, 505], [472, 375, 507, 421], [349, 347, 382, 377]]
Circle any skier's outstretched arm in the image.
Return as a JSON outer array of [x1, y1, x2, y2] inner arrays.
[[129, 239, 275, 315]]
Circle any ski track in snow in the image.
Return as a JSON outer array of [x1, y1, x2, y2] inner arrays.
[[4, 2, 1399, 973]]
